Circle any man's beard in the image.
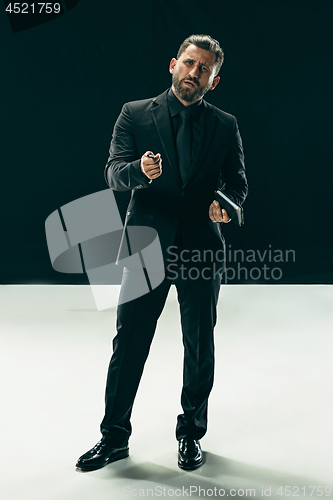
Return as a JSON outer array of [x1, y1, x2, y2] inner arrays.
[[172, 70, 211, 102]]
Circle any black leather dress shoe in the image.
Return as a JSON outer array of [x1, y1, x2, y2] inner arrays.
[[76, 438, 129, 472], [178, 438, 203, 470]]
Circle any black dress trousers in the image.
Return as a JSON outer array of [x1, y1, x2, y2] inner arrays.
[[100, 233, 221, 445]]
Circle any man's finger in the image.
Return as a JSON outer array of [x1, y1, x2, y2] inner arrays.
[[146, 167, 161, 175], [145, 153, 162, 166], [150, 173, 162, 179], [145, 161, 162, 171], [209, 203, 216, 220], [221, 208, 231, 223], [147, 158, 161, 166], [209, 202, 221, 222], [212, 201, 222, 222], [145, 152, 160, 159]]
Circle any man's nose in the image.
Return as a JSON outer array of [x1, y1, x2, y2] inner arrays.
[[188, 65, 200, 79]]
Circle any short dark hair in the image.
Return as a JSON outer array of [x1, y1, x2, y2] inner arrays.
[[177, 34, 224, 75]]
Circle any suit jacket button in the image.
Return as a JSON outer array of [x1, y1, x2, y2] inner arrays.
[[173, 219, 179, 224], [181, 191, 185, 196]]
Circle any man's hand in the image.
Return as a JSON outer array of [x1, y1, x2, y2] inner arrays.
[[209, 200, 231, 223], [141, 151, 162, 180]]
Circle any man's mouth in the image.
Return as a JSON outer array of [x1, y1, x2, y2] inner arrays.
[[183, 80, 196, 88]]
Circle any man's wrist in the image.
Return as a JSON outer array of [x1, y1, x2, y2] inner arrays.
[[140, 166, 149, 179], [141, 169, 152, 183]]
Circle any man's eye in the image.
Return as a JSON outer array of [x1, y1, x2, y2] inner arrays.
[[201, 66, 208, 72], [186, 60, 193, 65]]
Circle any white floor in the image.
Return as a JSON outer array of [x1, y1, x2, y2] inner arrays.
[[0, 285, 332, 499]]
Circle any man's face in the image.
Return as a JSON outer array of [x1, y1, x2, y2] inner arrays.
[[170, 44, 220, 104]]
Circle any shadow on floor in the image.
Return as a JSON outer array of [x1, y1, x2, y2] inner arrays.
[[85, 452, 330, 499]]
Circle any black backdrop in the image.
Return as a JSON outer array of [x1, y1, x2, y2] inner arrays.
[[1, 0, 332, 284]]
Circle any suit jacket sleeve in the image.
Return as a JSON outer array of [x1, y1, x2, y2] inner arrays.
[[104, 103, 151, 191], [219, 118, 248, 206]]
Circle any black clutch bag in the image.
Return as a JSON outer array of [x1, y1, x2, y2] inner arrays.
[[214, 189, 244, 226]]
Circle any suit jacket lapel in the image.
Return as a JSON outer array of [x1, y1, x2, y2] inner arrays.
[[182, 102, 218, 188], [151, 91, 181, 183]]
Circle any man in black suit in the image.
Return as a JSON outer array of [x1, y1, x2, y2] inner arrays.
[[76, 34, 248, 472]]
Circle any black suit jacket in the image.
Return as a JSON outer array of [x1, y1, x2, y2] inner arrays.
[[104, 89, 248, 273]]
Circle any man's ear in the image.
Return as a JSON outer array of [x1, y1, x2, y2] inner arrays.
[[169, 58, 177, 74], [210, 75, 220, 91]]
